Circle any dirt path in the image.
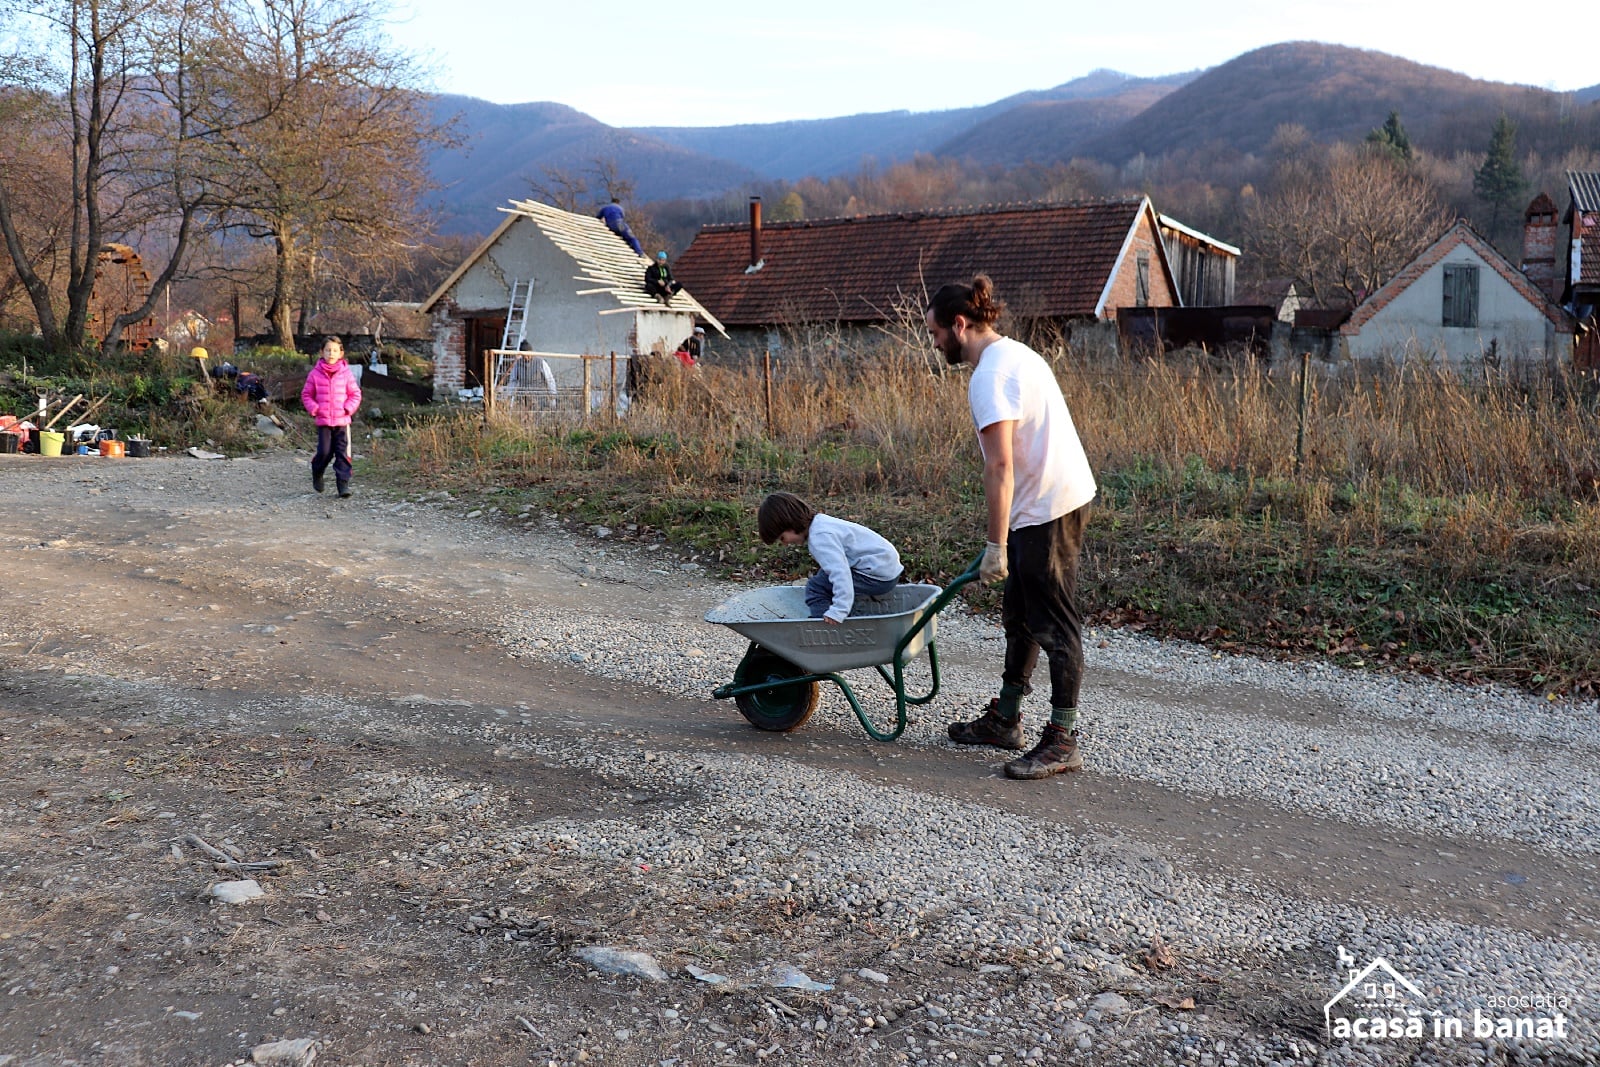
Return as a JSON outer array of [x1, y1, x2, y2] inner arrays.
[[0, 449, 1594, 1067]]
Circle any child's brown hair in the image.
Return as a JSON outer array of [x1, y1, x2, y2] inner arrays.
[[757, 492, 814, 544]]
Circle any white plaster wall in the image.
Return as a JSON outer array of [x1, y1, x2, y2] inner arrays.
[[442, 216, 698, 390], [1347, 246, 1557, 362]]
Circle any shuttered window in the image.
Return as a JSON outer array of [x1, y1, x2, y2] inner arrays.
[[1442, 265, 1479, 328], [1136, 253, 1150, 308]]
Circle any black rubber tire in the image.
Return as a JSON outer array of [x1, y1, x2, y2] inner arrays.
[[732, 646, 819, 732]]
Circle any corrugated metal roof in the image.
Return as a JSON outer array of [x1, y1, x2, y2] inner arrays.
[[672, 198, 1169, 327], [1157, 214, 1241, 257], [1569, 171, 1600, 213]]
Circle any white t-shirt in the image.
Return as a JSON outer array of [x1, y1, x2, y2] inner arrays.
[[807, 513, 902, 621], [967, 336, 1096, 531]]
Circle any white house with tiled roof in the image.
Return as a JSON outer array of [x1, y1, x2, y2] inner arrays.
[[1339, 221, 1572, 365], [421, 199, 723, 400]]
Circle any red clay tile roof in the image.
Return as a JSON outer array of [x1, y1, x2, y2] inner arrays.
[[672, 199, 1158, 326]]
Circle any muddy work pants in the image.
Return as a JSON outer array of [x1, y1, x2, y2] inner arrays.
[[1001, 504, 1090, 711]]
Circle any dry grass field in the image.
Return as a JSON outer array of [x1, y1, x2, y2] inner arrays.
[[375, 339, 1600, 699]]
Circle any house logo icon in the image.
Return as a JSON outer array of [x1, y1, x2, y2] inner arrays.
[[1324, 949, 1427, 1039]]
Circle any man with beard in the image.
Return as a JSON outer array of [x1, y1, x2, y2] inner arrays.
[[925, 275, 1097, 779]]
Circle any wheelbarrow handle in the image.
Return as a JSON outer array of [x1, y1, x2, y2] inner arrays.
[[953, 549, 985, 589], [928, 548, 986, 608], [889, 548, 988, 663]]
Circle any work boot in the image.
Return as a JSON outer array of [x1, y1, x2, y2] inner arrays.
[[946, 698, 1025, 750], [312, 469, 325, 493], [1003, 725, 1083, 779], [336, 480, 352, 499]]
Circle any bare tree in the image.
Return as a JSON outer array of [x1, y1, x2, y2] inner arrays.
[[200, 0, 452, 346], [0, 70, 73, 328], [0, 0, 215, 351], [529, 166, 590, 213], [1245, 141, 1451, 307]]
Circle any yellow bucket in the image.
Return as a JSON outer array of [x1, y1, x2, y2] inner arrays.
[[38, 430, 65, 457]]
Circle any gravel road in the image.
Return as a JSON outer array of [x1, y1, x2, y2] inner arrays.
[[0, 447, 1594, 1067]]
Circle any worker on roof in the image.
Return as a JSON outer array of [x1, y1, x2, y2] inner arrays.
[[596, 198, 643, 256], [644, 250, 683, 305]]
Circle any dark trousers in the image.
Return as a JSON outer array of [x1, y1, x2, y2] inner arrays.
[[646, 279, 683, 303], [805, 569, 902, 619], [312, 425, 352, 485], [1002, 504, 1090, 711]]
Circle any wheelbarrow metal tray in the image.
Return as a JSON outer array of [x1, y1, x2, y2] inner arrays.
[[704, 583, 943, 674]]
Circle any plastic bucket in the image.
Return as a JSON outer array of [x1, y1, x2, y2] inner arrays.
[[126, 439, 150, 458], [99, 439, 125, 458], [39, 430, 65, 457], [0, 432, 17, 454]]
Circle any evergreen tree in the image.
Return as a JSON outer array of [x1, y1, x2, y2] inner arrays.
[[1473, 115, 1527, 236], [1366, 111, 1413, 162]]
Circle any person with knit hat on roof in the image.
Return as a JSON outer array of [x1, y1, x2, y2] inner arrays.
[[644, 250, 683, 305]]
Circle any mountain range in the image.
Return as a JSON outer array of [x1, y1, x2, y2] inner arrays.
[[426, 42, 1600, 233]]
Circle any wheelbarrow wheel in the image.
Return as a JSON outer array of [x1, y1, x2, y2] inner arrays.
[[733, 646, 819, 732]]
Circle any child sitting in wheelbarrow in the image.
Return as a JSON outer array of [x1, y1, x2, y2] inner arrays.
[[758, 492, 903, 625]]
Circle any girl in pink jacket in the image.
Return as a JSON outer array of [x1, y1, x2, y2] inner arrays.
[[301, 336, 362, 497]]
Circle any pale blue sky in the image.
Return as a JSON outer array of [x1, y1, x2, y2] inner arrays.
[[388, 0, 1590, 128]]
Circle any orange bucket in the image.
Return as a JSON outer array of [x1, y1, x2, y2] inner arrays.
[[98, 439, 125, 458]]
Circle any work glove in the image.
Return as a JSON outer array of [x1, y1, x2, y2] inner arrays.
[[980, 540, 1008, 585]]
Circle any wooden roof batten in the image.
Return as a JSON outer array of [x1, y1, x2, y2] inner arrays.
[[500, 199, 725, 334], [420, 199, 725, 336]]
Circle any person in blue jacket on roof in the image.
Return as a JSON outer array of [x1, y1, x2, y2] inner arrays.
[[596, 198, 643, 256]]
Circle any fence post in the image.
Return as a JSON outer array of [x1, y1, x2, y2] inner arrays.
[[609, 351, 617, 423], [582, 356, 592, 420], [482, 349, 494, 423], [1294, 350, 1310, 476], [763, 351, 774, 438]]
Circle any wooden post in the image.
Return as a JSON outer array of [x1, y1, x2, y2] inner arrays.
[[609, 351, 617, 423], [1294, 350, 1310, 476], [582, 356, 592, 419], [483, 349, 495, 421], [763, 351, 774, 438]]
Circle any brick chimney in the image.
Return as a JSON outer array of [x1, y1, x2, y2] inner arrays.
[[1520, 192, 1559, 302], [746, 196, 764, 274]]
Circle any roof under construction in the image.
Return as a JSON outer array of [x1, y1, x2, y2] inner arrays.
[[422, 199, 724, 335]]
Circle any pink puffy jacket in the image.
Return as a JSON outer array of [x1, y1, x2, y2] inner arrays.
[[302, 358, 362, 427]]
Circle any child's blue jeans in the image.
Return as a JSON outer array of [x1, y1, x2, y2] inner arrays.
[[805, 569, 901, 619]]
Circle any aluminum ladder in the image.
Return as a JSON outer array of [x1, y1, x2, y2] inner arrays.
[[500, 278, 533, 350]]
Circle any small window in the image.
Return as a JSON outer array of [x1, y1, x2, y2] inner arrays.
[[1136, 252, 1151, 308], [1442, 265, 1479, 328]]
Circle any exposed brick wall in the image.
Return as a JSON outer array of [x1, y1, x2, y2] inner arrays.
[[432, 301, 465, 399], [1100, 214, 1179, 319], [1521, 196, 1559, 302]]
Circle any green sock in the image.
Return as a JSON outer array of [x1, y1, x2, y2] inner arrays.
[[994, 683, 1026, 724], [1049, 707, 1079, 733]]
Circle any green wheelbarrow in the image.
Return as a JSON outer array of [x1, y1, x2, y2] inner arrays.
[[705, 553, 983, 741]]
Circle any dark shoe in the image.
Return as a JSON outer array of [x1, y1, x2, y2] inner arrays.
[[1004, 725, 1083, 779], [946, 699, 1025, 750], [336, 481, 351, 498], [312, 470, 325, 493]]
